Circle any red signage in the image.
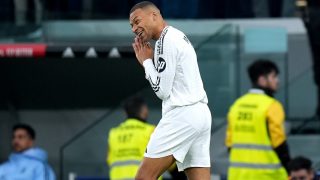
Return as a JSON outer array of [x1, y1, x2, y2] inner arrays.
[[0, 44, 47, 58]]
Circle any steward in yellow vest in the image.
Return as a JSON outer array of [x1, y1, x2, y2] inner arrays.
[[226, 60, 291, 180], [107, 96, 155, 180]]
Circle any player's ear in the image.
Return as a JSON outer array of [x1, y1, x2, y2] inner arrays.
[[152, 11, 157, 21]]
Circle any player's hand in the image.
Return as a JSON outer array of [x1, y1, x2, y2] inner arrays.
[[132, 37, 153, 65]]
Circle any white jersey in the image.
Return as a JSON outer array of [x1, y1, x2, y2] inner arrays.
[[143, 26, 208, 115]]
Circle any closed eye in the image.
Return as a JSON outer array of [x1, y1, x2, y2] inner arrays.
[[135, 19, 141, 25]]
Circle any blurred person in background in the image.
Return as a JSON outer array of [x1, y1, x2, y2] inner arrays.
[[0, 124, 55, 180], [288, 156, 317, 180], [107, 96, 187, 180], [305, 0, 320, 119], [10, 0, 43, 36], [296, 0, 320, 129], [226, 60, 291, 180], [14, 0, 42, 26]]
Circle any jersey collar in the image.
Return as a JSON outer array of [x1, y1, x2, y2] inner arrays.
[[159, 26, 170, 40]]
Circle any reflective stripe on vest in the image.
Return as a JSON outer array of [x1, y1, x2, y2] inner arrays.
[[232, 143, 273, 151], [230, 162, 282, 170], [110, 160, 141, 168]]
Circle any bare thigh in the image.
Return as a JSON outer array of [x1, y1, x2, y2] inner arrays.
[[185, 167, 211, 180], [135, 155, 176, 180]]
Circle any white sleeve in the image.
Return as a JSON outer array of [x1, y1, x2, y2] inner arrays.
[[143, 38, 177, 100]]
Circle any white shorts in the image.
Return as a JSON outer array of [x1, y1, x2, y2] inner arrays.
[[144, 102, 212, 171]]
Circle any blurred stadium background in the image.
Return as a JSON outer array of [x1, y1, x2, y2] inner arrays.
[[0, 0, 320, 179]]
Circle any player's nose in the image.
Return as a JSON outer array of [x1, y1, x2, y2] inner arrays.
[[132, 26, 137, 34]]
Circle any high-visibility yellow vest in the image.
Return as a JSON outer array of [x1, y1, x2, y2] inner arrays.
[[107, 119, 155, 180], [227, 93, 288, 180]]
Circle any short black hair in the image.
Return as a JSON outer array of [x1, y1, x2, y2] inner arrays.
[[130, 1, 157, 14], [288, 156, 313, 172], [13, 124, 36, 140], [124, 96, 147, 119], [248, 60, 279, 85]]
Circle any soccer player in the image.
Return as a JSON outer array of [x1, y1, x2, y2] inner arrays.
[[129, 1, 212, 180]]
